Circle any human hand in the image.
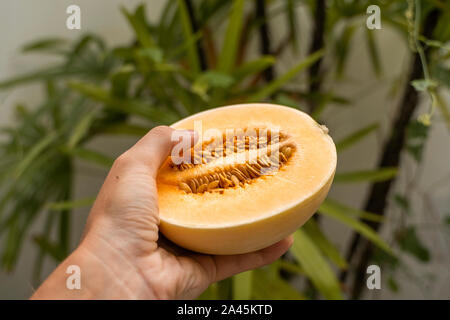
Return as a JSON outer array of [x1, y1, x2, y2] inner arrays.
[[32, 126, 293, 300]]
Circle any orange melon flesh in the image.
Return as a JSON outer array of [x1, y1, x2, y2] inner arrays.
[[157, 103, 336, 254]]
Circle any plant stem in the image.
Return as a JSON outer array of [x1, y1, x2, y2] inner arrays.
[[236, 13, 254, 66], [307, 0, 325, 113], [255, 0, 275, 82], [184, 0, 208, 71], [413, 0, 437, 120], [59, 158, 73, 257], [341, 9, 440, 299], [304, 0, 326, 297]]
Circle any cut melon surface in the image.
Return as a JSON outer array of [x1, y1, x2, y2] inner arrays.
[[157, 103, 336, 254]]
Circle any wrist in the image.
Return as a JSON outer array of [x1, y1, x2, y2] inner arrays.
[[31, 245, 103, 299], [31, 238, 155, 300]]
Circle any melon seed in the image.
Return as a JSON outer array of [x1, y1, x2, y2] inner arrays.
[[230, 175, 240, 187], [188, 180, 197, 193], [197, 184, 208, 193], [179, 182, 192, 193], [208, 180, 220, 191]]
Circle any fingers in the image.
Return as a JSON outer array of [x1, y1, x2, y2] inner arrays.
[[120, 126, 197, 177], [211, 236, 294, 282]]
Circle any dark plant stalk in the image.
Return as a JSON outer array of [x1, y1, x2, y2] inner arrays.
[[59, 167, 72, 257], [255, 0, 275, 82], [307, 0, 325, 113], [304, 0, 326, 298], [184, 0, 208, 71], [236, 13, 254, 66], [202, 26, 218, 68], [342, 9, 440, 299]]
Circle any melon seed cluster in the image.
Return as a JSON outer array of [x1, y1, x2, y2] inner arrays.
[[178, 145, 293, 194], [171, 128, 287, 171]]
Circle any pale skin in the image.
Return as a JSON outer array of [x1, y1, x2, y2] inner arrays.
[[31, 126, 293, 300]]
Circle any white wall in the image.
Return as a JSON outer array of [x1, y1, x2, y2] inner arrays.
[[0, 0, 449, 299]]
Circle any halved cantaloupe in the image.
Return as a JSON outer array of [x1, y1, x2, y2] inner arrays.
[[157, 103, 336, 254]]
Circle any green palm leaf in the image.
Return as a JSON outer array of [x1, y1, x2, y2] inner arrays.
[[176, 0, 201, 73], [303, 219, 348, 269], [232, 271, 253, 299], [291, 229, 343, 300], [248, 50, 323, 101], [319, 201, 392, 254], [336, 123, 379, 152], [217, 0, 245, 73], [334, 168, 398, 183]]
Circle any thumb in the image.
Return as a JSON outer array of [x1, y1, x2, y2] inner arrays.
[[127, 126, 196, 177]]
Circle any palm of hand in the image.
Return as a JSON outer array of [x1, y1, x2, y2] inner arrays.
[[79, 127, 292, 299]]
